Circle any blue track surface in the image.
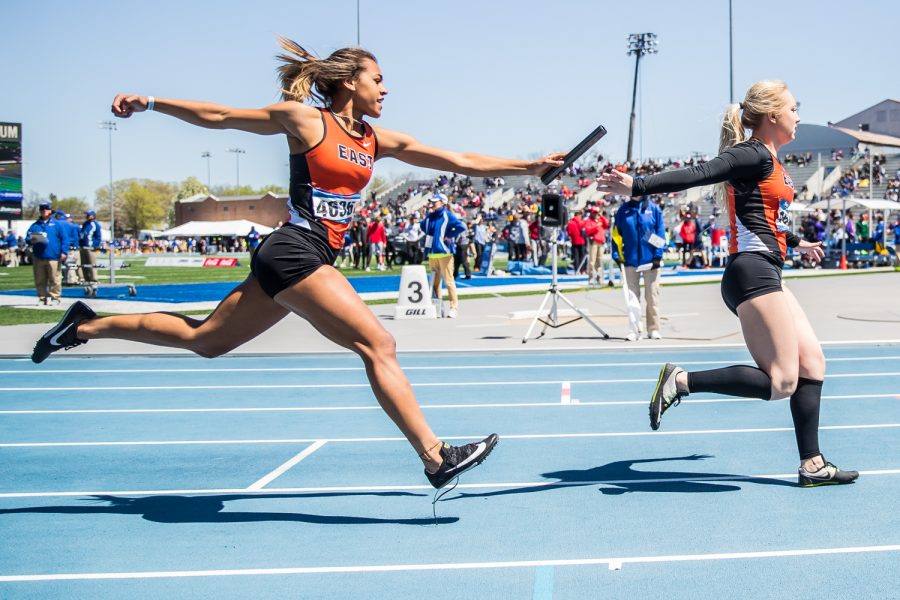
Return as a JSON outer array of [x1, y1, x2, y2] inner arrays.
[[1, 268, 729, 303], [1, 345, 897, 598]]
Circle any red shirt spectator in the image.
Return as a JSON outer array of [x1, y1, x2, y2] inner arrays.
[[679, 218, 696, 245], [367, 219, 387, 244], [583, 211, 608, 244], [566, 214, 586, 245], [711, 226, 726, 246]]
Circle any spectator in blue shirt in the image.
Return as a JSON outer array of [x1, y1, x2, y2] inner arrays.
[[424, 193, 465, 318], [53, 211, 77, 251], [3, 230, 18, 267], [26, 202, 67, 304], [892, 217, 900, 258], [80, 210, 103, 284], [247, 226, 261, 250], [611, 196, 666, 340]]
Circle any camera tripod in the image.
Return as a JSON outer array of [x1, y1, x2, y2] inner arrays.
[[522, 228, 609, 343]]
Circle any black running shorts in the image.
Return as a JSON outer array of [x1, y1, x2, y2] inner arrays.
[[720, 251, 783, 315], [250, 224, 338, 298]]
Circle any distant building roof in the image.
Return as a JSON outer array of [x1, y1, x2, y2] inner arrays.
[[828, 126, 900, 148], [176, 192, 288, 204]]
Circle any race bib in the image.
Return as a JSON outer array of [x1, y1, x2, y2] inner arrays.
[[310, 188, 360, 222], [776, 199, 791, 232]]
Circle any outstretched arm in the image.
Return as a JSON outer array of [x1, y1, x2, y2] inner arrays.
[[598, 144, 769, 197], [110, 94, 318, 138], [373, 127, 565, 177]]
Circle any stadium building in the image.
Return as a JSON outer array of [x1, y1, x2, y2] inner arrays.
[[174, 192, 290, 229]]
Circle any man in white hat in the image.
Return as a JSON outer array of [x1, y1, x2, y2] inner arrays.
[[423, 193, 465, 318]]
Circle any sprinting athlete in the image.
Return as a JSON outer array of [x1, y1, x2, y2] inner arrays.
[[599, 80, 858, 487], [32, 38, 566, 490]]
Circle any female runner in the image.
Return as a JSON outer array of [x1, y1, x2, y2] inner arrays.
[[33, 38, 565, 489], [599, 80, 858, 487]]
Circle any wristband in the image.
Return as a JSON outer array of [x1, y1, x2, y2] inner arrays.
[[147, 96, 155, 111]]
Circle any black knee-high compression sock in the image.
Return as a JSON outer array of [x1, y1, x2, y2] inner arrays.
[[686, 365, 772, 400], [790, 377, 823, 460]]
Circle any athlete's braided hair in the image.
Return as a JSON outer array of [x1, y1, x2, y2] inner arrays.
[[717, 80, 790, 215], [276, 37, 377, 106]]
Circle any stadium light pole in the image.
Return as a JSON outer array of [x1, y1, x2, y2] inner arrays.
[[729, 0, 734, 103], [228, 148, 245, 193], [626, 33, 658, 164], [99, 120, 117, 284], [201, 151, 212, 193]]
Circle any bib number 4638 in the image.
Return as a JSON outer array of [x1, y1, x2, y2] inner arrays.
[[314, 198, 356, 220]]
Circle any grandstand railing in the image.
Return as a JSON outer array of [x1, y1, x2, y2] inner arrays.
[[402, 191, 433, 215], [374, 179, 407, 202], [483, 187, 507, 210]]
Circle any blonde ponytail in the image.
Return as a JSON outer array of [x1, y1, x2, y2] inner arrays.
[[717, 80, 790, 212], [276, 36, 377, 106], [719, 103, 746, 155]]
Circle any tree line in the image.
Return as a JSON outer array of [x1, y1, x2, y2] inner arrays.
[[23, 177, 288, 237]]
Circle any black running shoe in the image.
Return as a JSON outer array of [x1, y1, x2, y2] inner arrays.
[[649, 363, 686, 430], [424, 434, 499, 489], [798, 458, 859, 487], [31, 301, 96, 364]]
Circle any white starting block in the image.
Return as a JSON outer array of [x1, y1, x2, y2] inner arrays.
[[394, 265, 437, 319]]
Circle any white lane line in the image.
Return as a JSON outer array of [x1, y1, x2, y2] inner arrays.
[[3, 338, 894, 360], [0, 392, 897, 414], [0, 379, 652, 391], [2, 423, 898, 448], [246, 441, 326, 491], [3, 355, 897, 375], [560, 382, 571, 405], [2, 469, 900, 499], [3, 371, 898, 392], [1, 544, 898, 581]]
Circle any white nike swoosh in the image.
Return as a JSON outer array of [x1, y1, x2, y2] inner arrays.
[[49, 324, 73, 347], [446, 442, 487, 473], [44, 307, 75, 338], [361, 143, 371, 148]]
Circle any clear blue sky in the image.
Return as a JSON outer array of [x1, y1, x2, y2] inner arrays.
[[4, 0, 899, 205]]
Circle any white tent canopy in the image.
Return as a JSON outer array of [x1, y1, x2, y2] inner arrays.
[[161, 220, 274, 237], [807, 197, 900, 211]]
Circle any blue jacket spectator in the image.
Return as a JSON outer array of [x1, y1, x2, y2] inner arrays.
[[80, 211, 103, 249], [53, 211, 77, 250], [65, 215, 81, 250], [27, 210, 67, 260], [423, 199, 464, 256], [611, 197, 666, 267], [247, 226, 261, 249], [4, 231, 16, 249]]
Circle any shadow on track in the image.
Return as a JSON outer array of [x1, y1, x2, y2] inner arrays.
[[0, 491, 458, 525], [451, 454, 796, 500]]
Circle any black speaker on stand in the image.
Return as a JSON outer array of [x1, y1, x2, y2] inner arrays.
[[524, 193, 608, 342], [541, 193, 567, 227]]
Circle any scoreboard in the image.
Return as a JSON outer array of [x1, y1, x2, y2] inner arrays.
[[0, 122, 23, 218]]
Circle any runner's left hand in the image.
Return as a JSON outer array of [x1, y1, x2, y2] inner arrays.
[[796, 240, 824, 263]]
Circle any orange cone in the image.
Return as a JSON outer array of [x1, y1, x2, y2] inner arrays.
[[839, 254, 848, 270]]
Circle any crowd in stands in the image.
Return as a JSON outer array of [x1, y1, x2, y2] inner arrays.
[[12, 149, 899, 275], [782, 152, 814, 167], [831, 152, 892, 198]]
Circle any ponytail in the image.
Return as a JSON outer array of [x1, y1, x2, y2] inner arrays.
[[719, 103, 746, 155], [276, 37, 377, 106], [717, 80, 790, 212]]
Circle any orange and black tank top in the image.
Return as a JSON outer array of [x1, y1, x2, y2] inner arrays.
[[631, 138, 800, 262], [287, 108, 378, 249]]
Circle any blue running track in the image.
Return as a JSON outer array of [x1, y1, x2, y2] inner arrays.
[[0, 345, 897, 598]]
